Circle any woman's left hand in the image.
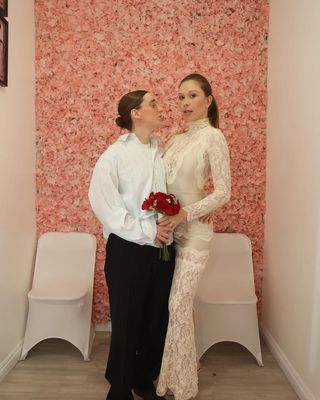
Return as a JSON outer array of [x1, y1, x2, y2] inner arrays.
[[198, 213, 213, 224], [158, 209, 188, 231]]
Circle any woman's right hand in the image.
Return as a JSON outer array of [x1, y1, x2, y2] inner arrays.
[[155, 224, 172, 247], [158, 209, 188, 231]]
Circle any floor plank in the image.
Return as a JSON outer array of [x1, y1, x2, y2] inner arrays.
[[0, 333, 299, 399]]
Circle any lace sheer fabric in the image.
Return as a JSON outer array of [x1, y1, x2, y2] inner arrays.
[[157, 119, 231, 399], [165, 119, 231, 222], [156, 247, 208, 400]]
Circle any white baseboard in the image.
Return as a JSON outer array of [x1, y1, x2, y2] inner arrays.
[[261, 324, 316, 400], [0, 340, 23, 383], [95, 322, 111, 332]]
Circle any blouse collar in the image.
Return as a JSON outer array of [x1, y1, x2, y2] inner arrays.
[[187, 118, 210, 134], [118, 132, 160, 146]]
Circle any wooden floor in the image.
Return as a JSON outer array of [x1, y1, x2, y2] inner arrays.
[[0, 332, 299, 400]]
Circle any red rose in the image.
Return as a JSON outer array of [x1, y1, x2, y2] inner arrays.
[[154, 192, 172, 213], [147, 192, 181, 216], [142, 192, 156, 210], [165, 194, 181, 216]]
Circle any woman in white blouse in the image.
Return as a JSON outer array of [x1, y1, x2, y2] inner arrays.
[[156, 74, 231, 400], [89, 90, 174, 400]]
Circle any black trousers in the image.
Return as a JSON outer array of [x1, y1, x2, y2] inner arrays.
[[104, 234, 175, 400]]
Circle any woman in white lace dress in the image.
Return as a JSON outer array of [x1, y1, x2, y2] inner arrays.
[[156, 74, 231, 400]]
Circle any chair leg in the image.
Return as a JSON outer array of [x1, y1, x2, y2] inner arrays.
[[256, 351, 264, 366], [82, 324, 95, 361], [20, 348, 28, 361]]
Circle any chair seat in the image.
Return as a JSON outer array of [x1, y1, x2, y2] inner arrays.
[[28, 281, 88, 302], [197, 283, 257, 304]]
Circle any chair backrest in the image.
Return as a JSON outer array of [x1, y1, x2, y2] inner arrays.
[[196, 233, 257, 304], [32, 232, 97, 289]]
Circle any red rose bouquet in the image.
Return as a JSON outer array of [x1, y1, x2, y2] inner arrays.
[[142, 191, 180, 261]]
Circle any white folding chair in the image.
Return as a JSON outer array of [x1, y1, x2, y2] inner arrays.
[[194, 233, 263, 366], [20, 232, 97, 361]]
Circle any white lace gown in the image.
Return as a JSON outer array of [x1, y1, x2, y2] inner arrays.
[[156, 118, 231, 400]]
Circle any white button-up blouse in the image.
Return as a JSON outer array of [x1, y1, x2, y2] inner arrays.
[[89, 133, 167, 247]]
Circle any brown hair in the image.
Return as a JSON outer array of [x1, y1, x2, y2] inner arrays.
[[179, 73, 219, 128], [115, 90, 148, 130]]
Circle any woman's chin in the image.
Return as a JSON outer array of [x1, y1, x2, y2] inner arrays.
[[183, 112, 193, 122]]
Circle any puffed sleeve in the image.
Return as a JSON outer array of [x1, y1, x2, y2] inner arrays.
[[183, 129, 231, 221], [88, 149, 157, 245]]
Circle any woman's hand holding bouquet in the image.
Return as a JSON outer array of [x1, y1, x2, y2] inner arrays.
[[142, 192, 182, 261]]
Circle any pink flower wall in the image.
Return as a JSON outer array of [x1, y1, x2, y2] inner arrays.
[[35, 0, 268, 322]]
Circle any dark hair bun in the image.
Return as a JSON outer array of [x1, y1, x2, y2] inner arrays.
[[115, 116, 124, 128]]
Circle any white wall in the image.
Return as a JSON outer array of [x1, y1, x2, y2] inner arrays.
[[262, 1, 320, 399], [0, 0, 36, 380]]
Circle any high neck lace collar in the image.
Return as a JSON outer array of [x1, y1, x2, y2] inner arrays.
[[187, 118, 210, 135]]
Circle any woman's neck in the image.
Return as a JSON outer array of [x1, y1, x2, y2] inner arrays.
[[189, 117, 209, 127], [186, 118, 210, 134], [131, 126, 152, 144]]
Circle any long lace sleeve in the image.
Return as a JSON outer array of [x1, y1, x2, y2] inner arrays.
[[183, 129, 231, 221]]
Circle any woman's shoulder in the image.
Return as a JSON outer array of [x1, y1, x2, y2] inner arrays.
[[203, 126, 227, 142], [165, 134, 180, 148], [203, 124, 222, 135], [96, 140, 122, 166]]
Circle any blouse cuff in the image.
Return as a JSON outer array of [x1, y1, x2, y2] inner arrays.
[[141, 218, 157, 245]]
